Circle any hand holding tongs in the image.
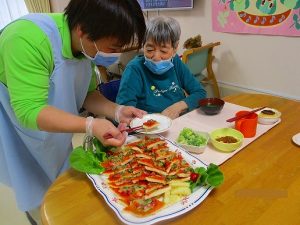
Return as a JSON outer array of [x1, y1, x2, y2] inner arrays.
[[103, 125, 144, 139]]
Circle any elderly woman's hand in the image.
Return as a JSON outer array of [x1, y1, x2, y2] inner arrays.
[[161, 101, 188, 119], [115, 105, 147, 124]]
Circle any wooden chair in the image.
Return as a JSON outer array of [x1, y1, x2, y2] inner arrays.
[[182, 42, 221, 98]]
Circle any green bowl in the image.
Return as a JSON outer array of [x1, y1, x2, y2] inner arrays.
[[210, 128, 244, 152]]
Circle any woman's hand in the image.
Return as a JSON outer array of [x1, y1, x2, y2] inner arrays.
[[115, 105, 147, 124], [92, 118, 127, 147], [161, 101, 188, 119]]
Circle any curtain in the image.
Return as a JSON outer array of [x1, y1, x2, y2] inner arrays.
[[0, 0, 28, 29], [24, 0, 51, 13]]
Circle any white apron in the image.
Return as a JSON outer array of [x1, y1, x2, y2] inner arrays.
[[0, 14, 92, 211]]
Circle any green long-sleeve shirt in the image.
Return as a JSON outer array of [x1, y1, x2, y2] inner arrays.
[[0, 13, 97, 129]]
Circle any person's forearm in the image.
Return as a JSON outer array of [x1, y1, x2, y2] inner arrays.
[[37, 106, 86, 133], [83, 91, 118, 120]]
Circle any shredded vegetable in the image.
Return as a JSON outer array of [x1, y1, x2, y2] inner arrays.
[[177, 128, 207, 146]]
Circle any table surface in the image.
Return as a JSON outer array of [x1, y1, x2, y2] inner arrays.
[[41, 93, 300, 225]]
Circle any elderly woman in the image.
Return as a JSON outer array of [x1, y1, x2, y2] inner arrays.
[[116, 16, 206, 119]]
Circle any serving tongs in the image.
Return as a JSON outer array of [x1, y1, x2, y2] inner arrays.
[[83, 135, 95, 152], [103, 125, 144, 139]]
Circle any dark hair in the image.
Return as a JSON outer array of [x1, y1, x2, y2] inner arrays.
[[64, 0, 146, 48]]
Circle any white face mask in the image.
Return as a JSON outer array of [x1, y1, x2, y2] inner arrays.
[[144, 56, 174, 75], [80, 38, 121, 67]]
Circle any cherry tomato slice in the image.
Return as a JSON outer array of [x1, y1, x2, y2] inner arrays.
[[190, 172, 199, 182]]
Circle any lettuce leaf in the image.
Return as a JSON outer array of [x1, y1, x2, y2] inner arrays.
[[190, 163, 224, 191], [69, 145, 105, 174], [93, 138, 108, 161], [206, 163, 224, 187]]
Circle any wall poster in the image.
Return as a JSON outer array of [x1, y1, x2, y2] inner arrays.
[[212, 0, 300, 36], [138, 0, 193, 10]]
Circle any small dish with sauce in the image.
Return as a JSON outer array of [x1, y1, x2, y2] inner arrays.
[[210, 128, 244, 152], [258, 108, 281, 125]]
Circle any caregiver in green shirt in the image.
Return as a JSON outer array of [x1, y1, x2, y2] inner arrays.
[[0, 0, 146, 220], [0, 0, 146, 144]]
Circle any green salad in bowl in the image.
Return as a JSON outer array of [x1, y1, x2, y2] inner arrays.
[[176, 128, 209, 154]]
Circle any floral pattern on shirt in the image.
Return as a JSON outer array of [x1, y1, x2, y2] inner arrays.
[[152, 82, 180, 97]]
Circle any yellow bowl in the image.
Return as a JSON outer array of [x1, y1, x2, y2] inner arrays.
[[210, 128, 244, 152]]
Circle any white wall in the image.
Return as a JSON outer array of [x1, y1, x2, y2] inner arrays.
[[50, 0, 300, 100]]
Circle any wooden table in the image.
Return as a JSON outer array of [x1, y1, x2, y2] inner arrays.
[[41, 93, 300, 225]]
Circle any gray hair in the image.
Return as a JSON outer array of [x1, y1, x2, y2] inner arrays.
[[144, 16, 181, 48]]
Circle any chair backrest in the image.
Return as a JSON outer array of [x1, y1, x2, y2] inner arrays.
[[181, 42, 220, 76], [95, 66, 121, 102], [98, 79, 121, 102], [181, 42, 221, 98], [182, 48, 208, 76]]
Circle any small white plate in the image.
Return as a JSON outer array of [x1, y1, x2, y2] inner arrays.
[[130, 114, 172, 134], [292, 133, 300, 146]]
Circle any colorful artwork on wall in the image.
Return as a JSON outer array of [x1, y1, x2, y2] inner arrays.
[[212, 0, 300, 36]]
